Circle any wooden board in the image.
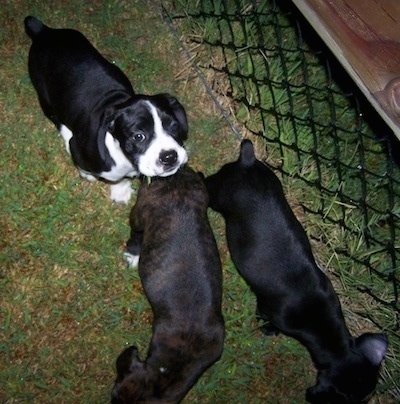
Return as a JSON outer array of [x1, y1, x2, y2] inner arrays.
[[292, 0, 400, 140]]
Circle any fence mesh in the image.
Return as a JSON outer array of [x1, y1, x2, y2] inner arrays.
[[161, 0, 399, 396]]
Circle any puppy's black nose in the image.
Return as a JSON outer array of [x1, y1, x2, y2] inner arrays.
[[159, 150, 178, 166]]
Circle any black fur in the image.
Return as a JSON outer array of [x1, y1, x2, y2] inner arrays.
[[24, 16, 188, 202], [205, 140, 388, 403]]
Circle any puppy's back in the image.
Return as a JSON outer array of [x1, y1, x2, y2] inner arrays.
[[119, 167, 224, 402], [132, 167, 223, 321]]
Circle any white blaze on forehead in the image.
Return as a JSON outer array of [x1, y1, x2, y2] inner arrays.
[[137, 101, 188, 177], [147, 100, 165, 138]]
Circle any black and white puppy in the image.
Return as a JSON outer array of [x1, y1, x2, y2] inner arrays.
[[205, 140, 388, 403], [112, 166, 224, 403], [24, 16, 188, 204]]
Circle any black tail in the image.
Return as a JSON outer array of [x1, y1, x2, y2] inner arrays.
[[24, 16, 46, 39]]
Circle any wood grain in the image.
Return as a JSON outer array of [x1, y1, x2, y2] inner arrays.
[[292, 0, 400, 139]]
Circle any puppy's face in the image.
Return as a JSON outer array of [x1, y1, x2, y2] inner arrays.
[[111, 94, 188, 177]]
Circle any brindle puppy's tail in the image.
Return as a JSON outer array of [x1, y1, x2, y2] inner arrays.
[[24, 16, 47, 39]]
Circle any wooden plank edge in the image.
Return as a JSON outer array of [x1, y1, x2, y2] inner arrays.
[[291, 0, 400, 140]]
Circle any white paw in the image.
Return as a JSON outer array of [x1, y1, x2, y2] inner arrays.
[[110, 179, 133, 204], [123, 252, 139, 268], [79, 169, 98, 182]]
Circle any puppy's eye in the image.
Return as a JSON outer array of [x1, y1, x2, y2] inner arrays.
[[132, 133, 145, 142]]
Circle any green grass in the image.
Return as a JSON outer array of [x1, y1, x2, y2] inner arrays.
[[1, 0, 399, 403]]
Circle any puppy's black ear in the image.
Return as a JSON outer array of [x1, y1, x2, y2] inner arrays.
[[95, 107, 117, 161], [116, 345, 140, 377], [305, 380, 333, 404], [239, 139, 256, 167], [24, 16, 46, 38], [107, 116, 116, 132], [111, 346, 139, 404], [69, 106, 114, 168], [163, 94, 189, 140], [355, 333, 388, 366]]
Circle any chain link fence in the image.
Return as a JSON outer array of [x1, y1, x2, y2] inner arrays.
[[161, 0, 399, 397]]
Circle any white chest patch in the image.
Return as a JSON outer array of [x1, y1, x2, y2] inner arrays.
[[58, 125, 136, 204], [99, 132, 137, 181], [59, 124, 73, 155], [59, 125, 137, 181]]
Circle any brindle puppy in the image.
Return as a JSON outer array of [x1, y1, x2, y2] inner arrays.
[[111, 166, 224, 403]]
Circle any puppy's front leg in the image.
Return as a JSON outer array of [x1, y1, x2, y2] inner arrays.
[[124, 207, 144, 268], [124, 231, 143, 268], [110, 179, 134, 205]]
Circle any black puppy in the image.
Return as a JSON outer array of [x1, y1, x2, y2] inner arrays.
[[205, 140, 388, 403], [111, 166, 224, 403], [24, 16, 188, 204]]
